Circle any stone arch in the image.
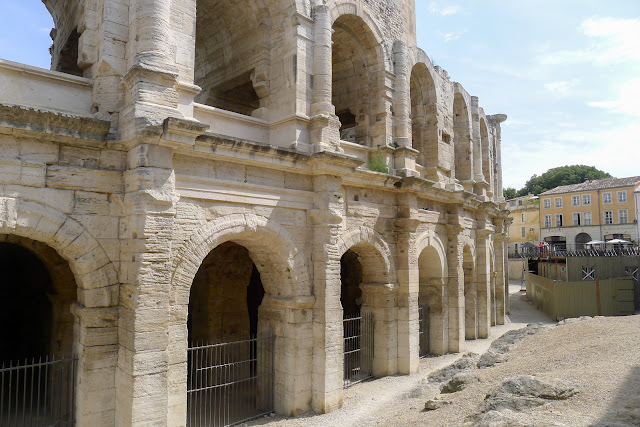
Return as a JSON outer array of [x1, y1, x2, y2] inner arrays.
[[415, 232, 448, 355], [480, 116, 492, 189], [454, 87, 473, 183], [331, 11, 389, 146], [336, 226, 395, 285], [575, 232, 592, 250], [172, 214, 311, 307], [0, 197, 118, 301], [194, 0, 273, 115], [410, 62, 439, 168]]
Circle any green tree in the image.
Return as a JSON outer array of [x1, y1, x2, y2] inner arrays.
[[503, 187, 517, 200], [516, 165, 611, 196]]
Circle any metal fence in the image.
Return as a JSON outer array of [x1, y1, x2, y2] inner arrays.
[[343, 311, 374, 387], [418, 304, 430, 358], [187, 336, 274, 427], [0, 355, 76, 426], [510, 246, 640, 258]]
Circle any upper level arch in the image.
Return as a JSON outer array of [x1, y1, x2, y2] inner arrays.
[[453, 86, 473, 182], [194, 0, 273, 117], [336, 226, 396, 285], [410, 61, 439, 168]]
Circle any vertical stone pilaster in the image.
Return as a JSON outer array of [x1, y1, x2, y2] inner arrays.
[[116, 143, 176, 427], [395, 193, 419, 374], [311, 174, 344, 413], [494, 219, 507, 324], [488, 114, 507, 202], [471, 96, 485, 184], [445, 222, 464, 353], [475, 228, 491, 338]]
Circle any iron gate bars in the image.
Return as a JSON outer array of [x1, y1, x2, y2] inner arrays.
[[0, 355, 77, 426], [343, 311, 374, 387], [418, 304, 430, 358], [187, 336, 275, 427]]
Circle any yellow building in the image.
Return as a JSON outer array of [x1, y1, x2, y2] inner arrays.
[[539, 176, 640, 250], [507, 193, 540, 256]]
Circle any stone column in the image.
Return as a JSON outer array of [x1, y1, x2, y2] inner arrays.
[[259, 295, 315, 415], [475, 228, 491, 338], [311, 174, 344, 413], [489, 114, 507, 202], [393, 41, 411, 148], [361, 283, 397, 377], [445, 220, 464, 353], [395, 194, 420, 374], [121, 0, 182, 140], [464, 274, 478, 340], [116, 142, 176, 426], [427, 278, 448, 355], [310, 5, 341, 153], [471, 96, 485, 184]]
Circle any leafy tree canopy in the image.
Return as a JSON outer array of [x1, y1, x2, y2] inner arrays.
[[504, 165, 611, 199], [503, 187, 517, 200]]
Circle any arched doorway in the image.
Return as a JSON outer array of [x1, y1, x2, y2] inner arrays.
[[463, 246, 478, 340], [0, 235, 77, 424], [575, 233, 592, 251], [417, 244, 446, 356], [340, 249, 373, 386], [186, 242, 272, 426], [410, 63, 438, 168]]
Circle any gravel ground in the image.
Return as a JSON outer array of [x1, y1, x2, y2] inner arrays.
[[246, 282, 640, 427]]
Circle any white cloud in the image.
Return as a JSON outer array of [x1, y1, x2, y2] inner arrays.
[[538, 17, 640, 66], [588, 78, 640, 117], [543, 80, 579, 97], [428, 2, 463, 17], [437, 30, 465, 42]]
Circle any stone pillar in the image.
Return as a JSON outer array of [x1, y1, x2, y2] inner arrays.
[[72, 304, 119, 425], [494, 220, 507, 325], [475, 228, 491, 338], [310, 5, 341, 153], [393, 41, 411, 148], [259, 295, 315, 416], [361, 283, 397, 377], [427, 278, 448, 355], [489, 114, 507, 202], [464, 274, 478, 340], [116, 143, 176, 426], [395, 194, 420, 374], [120, 0, 183, 140], [311, 174, 344, 413], [445, 221, 464, 353]]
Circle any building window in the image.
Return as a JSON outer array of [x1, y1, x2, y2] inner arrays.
[[521, 226, 526, 238], [518, 200, 523, 206], [555, 214, 563, 227], [555, 197, 563, 208], [617, 191, 627, 203], [572, 195, 580, 206], [603, 192, 612, 204], [584, 212, 592, 225], [543, 198, 551, 209], [582, 194, 591, 205], [544, 214, 552, 228], [604, 210, 613, 224], [521, 213, 525, 222], [619, 209, 628, 224], [509, 201, 516, 207], [573, 212, 581, 226]]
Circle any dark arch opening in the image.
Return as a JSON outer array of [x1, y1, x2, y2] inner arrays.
[[340, 249, 363, 315]]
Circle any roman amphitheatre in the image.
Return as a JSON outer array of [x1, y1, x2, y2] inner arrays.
[[0, 0, 538, 425]]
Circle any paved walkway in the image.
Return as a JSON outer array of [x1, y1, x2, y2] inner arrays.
[[249, 282, 553, 426]]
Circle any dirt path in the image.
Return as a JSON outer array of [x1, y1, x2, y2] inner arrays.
[[248, 283, 556, 427]]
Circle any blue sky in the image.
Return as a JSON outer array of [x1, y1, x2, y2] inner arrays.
[[416, 0, 640, 189], [1, 1, 638, 190]]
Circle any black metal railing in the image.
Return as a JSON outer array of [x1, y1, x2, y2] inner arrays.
[[0, 355, 76, 426], [418, 304, 430, 358], [510, 245, 640, 258], [343, 311, 374, 387], [187, 336, 275, 427]]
